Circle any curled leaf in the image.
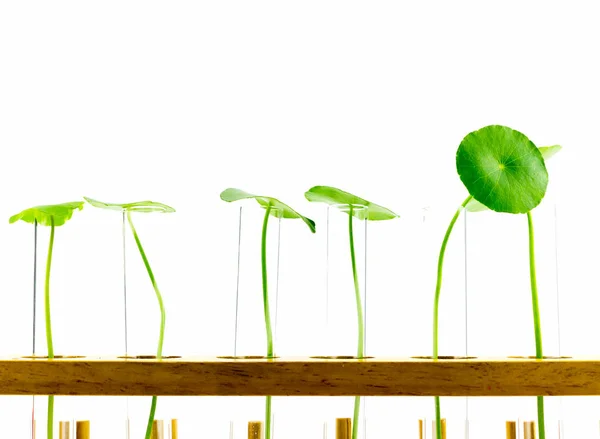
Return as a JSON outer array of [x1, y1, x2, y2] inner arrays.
[[220, 188, 315, 233], [456, 125, 548, 214], [304, 186, 399, 221], [84, 197, 175, 213], [9, 201, 84, 227]]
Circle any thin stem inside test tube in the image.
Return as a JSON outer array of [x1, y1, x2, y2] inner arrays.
[[123, 211, 129, 356], [363, 217, 367, 356], [273, 215, 281, 349], [32, 220, 38, 439], [464, 210, 470, 430], [234, 206, 242, 357], [33, 219, 38, 355], [122, 212, 130, 439], [325, 206, 330, 351]]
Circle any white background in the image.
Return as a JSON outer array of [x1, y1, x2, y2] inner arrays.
[[1, 1, 599, 438]]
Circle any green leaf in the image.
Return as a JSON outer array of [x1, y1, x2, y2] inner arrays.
[[539, 145, 562, 161], [464, 144, 561, 213], [456, 125, 549, 214], [9, 201, 84, 227], [84, 197, 175, 213], [220, 188, 315, 233], [304, 186, 399, 221]]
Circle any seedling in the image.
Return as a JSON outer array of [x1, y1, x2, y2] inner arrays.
[[433, 125, 560, 439], [305, 186, 398, 439], [84, 197, 174, 439], [220, 188, 315, 439], [9, 201, 84, 439]]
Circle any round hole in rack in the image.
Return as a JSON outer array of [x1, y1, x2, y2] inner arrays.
[[411, 356, 477, 360], [309, 356, 375, 360], [21, 355, 85, 360], [117, 355, 182, 359], [507, 355, 572, 359], [217, 355, 279, 360], [20, 355, 86, 359]]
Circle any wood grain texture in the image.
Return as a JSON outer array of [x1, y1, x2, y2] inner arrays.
[[0, 356, 599, 396]]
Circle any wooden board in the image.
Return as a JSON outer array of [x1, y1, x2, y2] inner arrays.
[[0, 356, 598, 396]]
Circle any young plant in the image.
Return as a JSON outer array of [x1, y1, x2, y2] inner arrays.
[[9, 201, 85, 439], [84, 197, 175, 439], [433, 125, 560, 439], [220, 188, 315, 439], [304, 186, 398, 439]]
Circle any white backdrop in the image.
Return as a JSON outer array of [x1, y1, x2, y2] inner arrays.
[[1, 1, 599, 438]]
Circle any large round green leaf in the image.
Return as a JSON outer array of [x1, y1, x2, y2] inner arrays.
[[456, 125, 548, 214], [9, 201, 84, 226], [84, 197, 175, 213], [220, 188, 316, 233], [464, 144, 561, 213], [304, 186, 399, 221]]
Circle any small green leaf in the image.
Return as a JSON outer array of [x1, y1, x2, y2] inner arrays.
[[464, 144, 561, 213], [463, 198, 490, 213], [539, 145, 562, 161], [84, 197, 175, 213], [456, 125, 548, 214], [304, 186, 399, 221], [220, 188, 315, 233], [9, 201, 84, 226]]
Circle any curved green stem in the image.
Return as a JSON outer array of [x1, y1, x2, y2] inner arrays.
[[45, 219, 55, 359], [262, 205, 274, 358], [433, 196, 471, 439], [352, 395, 361, 439], [261, 205, 274, 439], [143, 396, 158, 439], [527, 211, 545, 439], [127, 212, 166, 439], [348, 205, 364, 439], [349, 205, 365, 359], [45, 218, 55, 439], [127, 212, 166, 359]]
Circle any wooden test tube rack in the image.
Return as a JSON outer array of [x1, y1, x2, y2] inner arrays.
[[3, 356, 587, 439], [0, 356, 598, 396]]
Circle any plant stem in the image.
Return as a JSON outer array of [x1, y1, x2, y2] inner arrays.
[[127, 212, 166, 439], [265, 395, 272, 439], [143, 396, 158, 439], [45, 218, 55, 358], [432, 195, 472, 439], [261, 205, 274, 439], [45, 217, 55, 439], [262, 205, 274, 358], [348, 205, 364, 439], [352, 395, 361, 439], [47, 395, 54, 439], [349, 205, 365, 359], [527, 211, 545, 439]]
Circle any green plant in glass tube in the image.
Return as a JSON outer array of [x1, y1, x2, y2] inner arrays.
[[220, 188, 315, 439], [433, 125, 560, 439], [304, 186, 399, 439], [9, 201, 85, 439], [84, 197, 174, 439]]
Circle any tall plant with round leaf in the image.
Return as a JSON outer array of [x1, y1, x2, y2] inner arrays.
[[305, 186, 399, 439], [9, 201, 84, 439], [84, 197, 174, 439], [220, 188, 316, 439], [432, 125, 560, 439]]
